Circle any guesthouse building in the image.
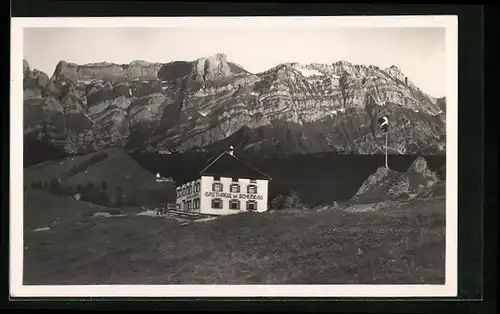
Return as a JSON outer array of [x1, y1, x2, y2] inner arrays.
[[175, 146, 271, 215]]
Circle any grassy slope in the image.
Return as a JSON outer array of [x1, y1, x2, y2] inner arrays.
[[24, 150, 103, 185], [24, 148, 175, 205], [24, 197, 445, 285], [23, 189, 106, 232]]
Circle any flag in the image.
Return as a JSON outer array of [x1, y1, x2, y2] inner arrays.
[[378, 115, 389, 133]]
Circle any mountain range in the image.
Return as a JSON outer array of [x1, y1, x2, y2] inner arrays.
[[23, 53, 446, 156]]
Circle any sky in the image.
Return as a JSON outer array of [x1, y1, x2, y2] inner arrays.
[[24, 26, 446, 97]]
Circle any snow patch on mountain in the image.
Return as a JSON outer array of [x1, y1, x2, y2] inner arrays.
[[294, 67, 324, 78]]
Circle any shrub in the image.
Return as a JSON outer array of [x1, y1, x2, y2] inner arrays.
[[271, 191, 304, 210], [283, 191, 302, 209], [271, 194, 285, 210]]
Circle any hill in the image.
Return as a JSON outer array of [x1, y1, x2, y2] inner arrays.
[[23, 195, 445, 285], [24, 148, 176, 207], [23, 54, 446, 156], [23, 189, 106, 232]]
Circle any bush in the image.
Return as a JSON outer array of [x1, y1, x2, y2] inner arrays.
[[283, 191, 302, 209], [271, 191, 304, 210], [271, 194, 285, 210]]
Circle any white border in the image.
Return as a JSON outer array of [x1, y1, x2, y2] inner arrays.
[[10, 16, 458, 298]]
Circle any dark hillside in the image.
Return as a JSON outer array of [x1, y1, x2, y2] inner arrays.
[[130, 151, 445, 206]]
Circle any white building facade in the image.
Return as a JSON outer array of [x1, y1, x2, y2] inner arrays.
[[175, 147, 271, 216]]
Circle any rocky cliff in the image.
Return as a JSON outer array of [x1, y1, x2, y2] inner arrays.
[[23, 53, 446, 156]]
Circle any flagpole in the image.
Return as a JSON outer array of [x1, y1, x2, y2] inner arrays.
[[385, 131, 388, 169]]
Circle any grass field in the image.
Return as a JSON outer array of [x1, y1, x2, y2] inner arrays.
[[23, 191, 445, 285]]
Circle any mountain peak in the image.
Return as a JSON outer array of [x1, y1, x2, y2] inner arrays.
[[387, 64, 401, 72], [334, 60, 352, 65], [192, 52, 231, 81]]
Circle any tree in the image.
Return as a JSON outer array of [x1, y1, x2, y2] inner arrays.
[[81, 182, 100, 204], [40, 120, 50, 143], [96, 191, 111, 207], [115, 186, 124, 207], [100, 180, 108, 192], [339, 71, 354, 110]]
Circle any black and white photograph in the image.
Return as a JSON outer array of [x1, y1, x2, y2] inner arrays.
[[10, 16, 458, 297]]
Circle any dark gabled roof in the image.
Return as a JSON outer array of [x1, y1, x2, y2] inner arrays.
[[199, 151, 272, 180]]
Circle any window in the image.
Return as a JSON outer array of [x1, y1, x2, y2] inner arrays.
[[176, 190, 180, 197], [247, 185, 257, 194], [230, 183, 240, 193], [212, 198, 223, 209], [182, 200, 186, 210], [182, 186, 186, 196], [212, 182, 223, 192], [229, 199, 240, 210], [247, 200, 257, 211], [194, 198, 200, 209], [232, 178, 239, 182], [194, 182, 199, 192], [187, 200, 191, 210]]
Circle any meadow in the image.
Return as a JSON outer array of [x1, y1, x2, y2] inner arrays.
[[23, 189, 445, 285]]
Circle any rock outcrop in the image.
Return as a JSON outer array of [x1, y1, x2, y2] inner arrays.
[[23, 54, 447, 155], [352, 157, 441, 202], [407, 156, 439, 188]]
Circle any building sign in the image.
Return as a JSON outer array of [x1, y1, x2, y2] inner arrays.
[[204, 191, 264, 201]]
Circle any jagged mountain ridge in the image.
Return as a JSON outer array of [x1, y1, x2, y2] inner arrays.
[[23, 53, 446, 156]]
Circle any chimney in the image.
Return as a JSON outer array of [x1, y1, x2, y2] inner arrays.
[[229, 146, 234, 156]]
